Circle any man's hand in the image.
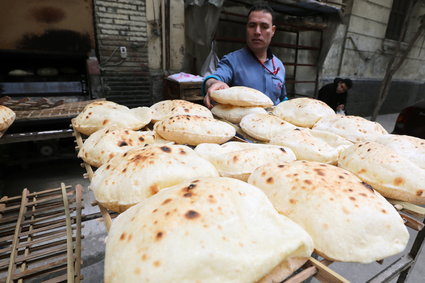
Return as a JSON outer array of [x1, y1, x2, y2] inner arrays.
[[204, 79, 229, 109], [336, 104, 345, 111]]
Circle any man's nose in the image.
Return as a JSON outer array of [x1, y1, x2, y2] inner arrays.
[[254, 25, 261, 34]]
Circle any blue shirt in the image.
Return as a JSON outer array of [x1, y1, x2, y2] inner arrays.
[[205, 47, 286, 105]]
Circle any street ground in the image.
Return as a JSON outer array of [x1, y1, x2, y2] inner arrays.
[[1, 113, 424, 282]]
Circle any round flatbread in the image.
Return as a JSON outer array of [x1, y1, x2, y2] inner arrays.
[[338, 141, 425, 204], [210, 86, 274, 107], [195, 142, 296, 181], [154, 115, 235, 145], [0, 105, 16, 132], [73, 100, 152, 135], [375, 134, 425, 170], [248, 161, 409, 263], [272, 98, 336, 128], [269, 128, 352, 165], [150, 99, 212, 122], [240, 113, 297, 142], [90, 144, 219, 212], [312, 114, 388, 143], [78, 127, 157, 167], [211, 104, 267, 123], [105, 177, 313, 283]]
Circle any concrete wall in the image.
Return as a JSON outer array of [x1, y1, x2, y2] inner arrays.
[[321, 0, 425, 115]]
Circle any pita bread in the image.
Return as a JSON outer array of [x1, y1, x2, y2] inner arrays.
[[210, 86, 274, 107], [90, 144, 219, 212], [78, 127, 157, 167], [194, 142, 296, 181], [375, 134, 425, 170], [248, 161, 409, 263], [154, 115, 235, 145], [269, 128, 352, 165], [211, 104, 267, 123], [338, 142, 425, 204], [73, 100, 152, 135], [150, 99, 213, 122], [0, 105, 16, 132], [239, 113, 297, 142], [272, 98, 336, 128], [105, 177, 313, 283], [312, 114, 388, 142]]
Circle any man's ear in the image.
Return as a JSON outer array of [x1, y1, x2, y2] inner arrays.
[[272, 25, 276, 36]]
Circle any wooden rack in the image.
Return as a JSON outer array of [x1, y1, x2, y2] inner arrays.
[[0, 183, 83, 283]]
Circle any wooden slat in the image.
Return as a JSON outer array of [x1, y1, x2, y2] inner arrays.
[[389, 199, 425, 218], [18, 193, 36, 283], [74, 184, 83, 283], [307, 257, 349, 283], [72, 120, 113, 231], [62, 183, 75, 283], [283, 266, 317, 283], [399, 212, 424, 231], [6, 189, 29, 283]]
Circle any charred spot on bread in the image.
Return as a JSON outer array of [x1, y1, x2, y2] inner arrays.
[[185, 210, 200, 219], [160, 146, 171, 153], [118, 141, 128, 147], [361, 182, 374, 192]]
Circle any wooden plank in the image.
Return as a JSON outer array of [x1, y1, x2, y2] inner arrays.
[[73, 121, 113, 231], [307, 257, 349, 283], [0, 217, 77, 242], [283, 266, 317, 283], [61, 183, 75, 283], [6, 189, 29, 283], [399, 212, 424, 231], [18, 194, 37, 283], [0, 185, 72, 203], [389, 199, 425, 218], [75, 184, 83, 283]]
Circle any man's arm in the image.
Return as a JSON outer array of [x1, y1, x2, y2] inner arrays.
[[203, 78, 229, 109]]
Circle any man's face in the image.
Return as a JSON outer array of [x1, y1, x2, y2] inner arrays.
[[246, 10, 276, 54], [336, 82, 348, 94]]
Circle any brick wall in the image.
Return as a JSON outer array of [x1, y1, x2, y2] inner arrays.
[[93, 0, 153, 107]]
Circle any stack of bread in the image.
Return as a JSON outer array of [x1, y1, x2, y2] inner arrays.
[[151, 99, 236, 145], [71, 95, 425, 282], [210, 86, 271, 123]]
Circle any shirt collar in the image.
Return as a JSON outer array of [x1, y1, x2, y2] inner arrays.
[[246, 46, 274, 62]]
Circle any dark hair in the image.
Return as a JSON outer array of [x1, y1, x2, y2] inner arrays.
[[248, 2, 275, 24], [334, 77, 353, 89], [342, 78, 353, 89]]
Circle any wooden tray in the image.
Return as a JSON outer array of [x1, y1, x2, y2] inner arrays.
[[0, 183, 83, 283]]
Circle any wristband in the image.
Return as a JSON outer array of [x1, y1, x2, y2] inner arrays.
[[201, 75, 221, 97]]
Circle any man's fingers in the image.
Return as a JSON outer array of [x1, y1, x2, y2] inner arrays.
[[203, 94, 213, 109]]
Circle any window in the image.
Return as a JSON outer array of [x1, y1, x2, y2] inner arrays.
[[385, 0, 410, 41]]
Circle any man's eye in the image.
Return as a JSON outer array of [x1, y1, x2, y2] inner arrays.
[[261, 24, 269, 29]]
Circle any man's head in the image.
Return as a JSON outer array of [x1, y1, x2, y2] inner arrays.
[[335, 78, 353, 94], [246, 3, 276, 56]]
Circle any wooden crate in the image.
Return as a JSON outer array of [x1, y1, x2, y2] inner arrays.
[[163, 78, 203, 102]]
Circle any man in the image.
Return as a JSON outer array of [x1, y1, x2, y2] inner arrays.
[[318, 78, 353, 114], [202, 3, 286, 109]]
